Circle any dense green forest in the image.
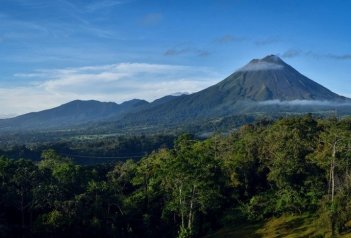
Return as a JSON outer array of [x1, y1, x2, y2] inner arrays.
[[0, 135, 175, 164], [1, 115, 351, 237]]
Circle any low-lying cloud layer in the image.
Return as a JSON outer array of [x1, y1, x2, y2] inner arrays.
[[259, 99, 351, 106], [0, 63, 221, 117]]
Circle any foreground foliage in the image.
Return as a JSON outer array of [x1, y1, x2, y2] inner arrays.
[[0, 115, 351, 237]]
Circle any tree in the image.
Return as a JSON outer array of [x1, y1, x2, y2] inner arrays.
[[313, 118, 351, 236], [220, 124, 266, 199], [260, 116, 322, 214], [160, 135, 223, 237], [11, 159, 41, 234]]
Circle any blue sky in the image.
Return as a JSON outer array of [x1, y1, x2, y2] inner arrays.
[[1, 0, 351, 117]]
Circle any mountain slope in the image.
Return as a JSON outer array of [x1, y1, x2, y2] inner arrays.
[[0, 99, 148, 130], [120, 55, 348, 124]]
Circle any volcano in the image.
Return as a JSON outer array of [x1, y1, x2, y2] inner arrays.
[[119, 55, 348, 124], [212, 54, 345, 101]]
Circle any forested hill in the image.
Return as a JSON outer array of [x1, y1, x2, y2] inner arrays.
[[1, 115, 351, 237], [0, 99, 148, 130]]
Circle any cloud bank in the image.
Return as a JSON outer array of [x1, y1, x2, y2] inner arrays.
[[258, 99, 351, 106], [0, 63, 220, 117]]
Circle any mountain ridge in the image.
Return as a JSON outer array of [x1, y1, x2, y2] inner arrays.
[[0, 99, 148, 130], [1, 55, 350, 132]]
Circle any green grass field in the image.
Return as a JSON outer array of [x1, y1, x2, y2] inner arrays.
[[206, 214, 351, 238]]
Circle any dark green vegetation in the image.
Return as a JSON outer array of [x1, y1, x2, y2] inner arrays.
[[1, 116, 351, 237], [1, 55, 350, 136], [0, 135, 175, 165]]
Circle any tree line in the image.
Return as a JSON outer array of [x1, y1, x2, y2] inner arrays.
[[0, 115, 351, 237], [0, 134, 175, 165]]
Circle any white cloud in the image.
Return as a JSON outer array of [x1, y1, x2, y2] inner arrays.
[[238, 61, 284, 72], [85, 0, 123, 12], [1, 63, 221, 116], [0, 113, 18, 119], [259, 100, 351, 106], [141, 13, 162, 26]]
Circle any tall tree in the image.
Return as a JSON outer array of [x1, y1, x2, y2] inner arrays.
[[160, 135, 222, 238]]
